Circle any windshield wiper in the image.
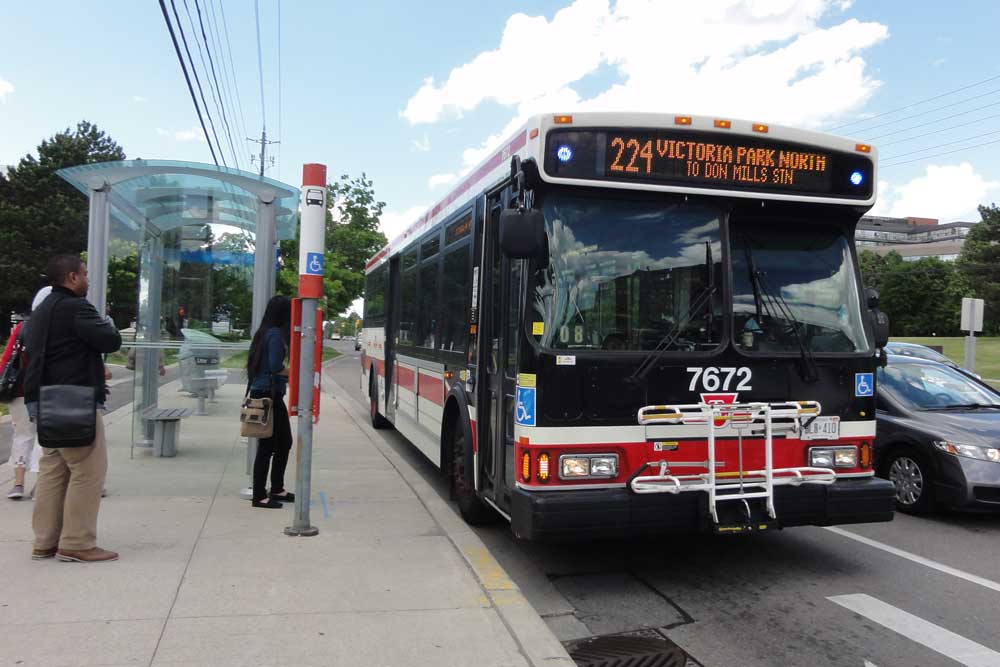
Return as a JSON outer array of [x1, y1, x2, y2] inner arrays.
[[925, 403, 1000, 411], [629, 241, 715, 383], [743, 242, 819, 383]]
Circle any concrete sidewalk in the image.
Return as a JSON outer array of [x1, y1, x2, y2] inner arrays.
[[0, 367, 573, 666]]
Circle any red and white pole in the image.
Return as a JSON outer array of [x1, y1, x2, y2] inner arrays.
[[285, 163, 326, 538]]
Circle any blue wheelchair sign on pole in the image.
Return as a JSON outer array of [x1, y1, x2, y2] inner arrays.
[[855, 373, 874, 397], [515, 387, 536, 426], [305, 252, 324, 275]]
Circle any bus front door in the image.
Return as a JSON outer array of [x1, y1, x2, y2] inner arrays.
[[480, 194, 523, 507], [385, 255, 401, 421]]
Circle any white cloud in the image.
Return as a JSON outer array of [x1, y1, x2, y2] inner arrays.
[[410, 134, 431, 152], [0, 76, 14, 101], [428, 172, 458, 189], [403, 0, 888, 170], [174, 127, 207, 142], [133, 95, 148, 103], [876, 163, 1000, 221], [156, 128, 170, 137], [380, 205, 427, 241], [931, 57, 948, 67]]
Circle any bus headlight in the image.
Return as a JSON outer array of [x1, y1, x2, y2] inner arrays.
[[559, 454, 619, 479], [809, 446, 858, 468]]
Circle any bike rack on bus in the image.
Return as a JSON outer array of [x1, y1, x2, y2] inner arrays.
[[631, 401, 836, 525]]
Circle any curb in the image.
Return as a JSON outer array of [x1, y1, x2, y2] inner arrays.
[[325, 361, 574, 667]]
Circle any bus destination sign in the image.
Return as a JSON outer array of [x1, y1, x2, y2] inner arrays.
[[544, 128, 873, 199]]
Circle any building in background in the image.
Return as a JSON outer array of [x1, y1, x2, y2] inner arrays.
[[855, 215, 975, 261]]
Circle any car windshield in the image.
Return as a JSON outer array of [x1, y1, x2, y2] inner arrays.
[[878, 362, 1000, 410], [532, 194, 723, 351], [731, 222, 868, 353], [885, 343, 953, 365]]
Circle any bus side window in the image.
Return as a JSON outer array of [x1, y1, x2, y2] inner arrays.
[[400, 248, 418, 345], [441, 241, 471, 354]]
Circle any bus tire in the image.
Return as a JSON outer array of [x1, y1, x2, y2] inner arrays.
[[369, 372, 390, 430], [450, 422, 494, 525]]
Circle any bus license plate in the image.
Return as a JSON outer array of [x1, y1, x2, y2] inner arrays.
[[802, 416, 839, 440]]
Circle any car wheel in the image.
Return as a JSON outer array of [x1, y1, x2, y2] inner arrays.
[[884, 448, 935, 514], [450, 422, 495, 525]]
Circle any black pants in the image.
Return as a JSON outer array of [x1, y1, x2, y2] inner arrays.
[[252, 393, 292, 501]]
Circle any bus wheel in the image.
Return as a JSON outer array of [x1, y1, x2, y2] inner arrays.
[[451, 425, 494, 525], [369, 375, 389, 430]]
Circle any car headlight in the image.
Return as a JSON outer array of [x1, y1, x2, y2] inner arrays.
[[559, 454, 619, 479], [933, 441, 1000, 462], [809, 446, 858, 468]]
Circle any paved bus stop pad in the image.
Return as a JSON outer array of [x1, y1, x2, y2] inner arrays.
[[0, 362, 572, 666]]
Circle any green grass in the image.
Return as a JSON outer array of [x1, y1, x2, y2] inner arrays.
[[892, 337, 1000, 384], [0, 403, 7, 417], [105, 349, 179, 367], [221, 347, 340, 370]]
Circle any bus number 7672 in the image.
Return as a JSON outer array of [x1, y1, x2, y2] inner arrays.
[[687, 366, 753, 392]]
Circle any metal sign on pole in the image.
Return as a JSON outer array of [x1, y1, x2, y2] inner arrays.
[[961, 297, 984, 372], [285, 163, 327, 538]]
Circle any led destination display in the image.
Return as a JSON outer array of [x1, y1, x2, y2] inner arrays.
[[544, 128, 873, 199]]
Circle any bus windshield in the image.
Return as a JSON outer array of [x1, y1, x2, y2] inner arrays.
[[532, 194, 723, 352], [731, 221, 867, 353]]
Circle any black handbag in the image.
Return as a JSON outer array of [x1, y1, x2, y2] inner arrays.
[[35, 295, 98, 448], [0, 336, 22, 403]]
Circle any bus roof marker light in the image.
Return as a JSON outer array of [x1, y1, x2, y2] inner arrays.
[[850, 170, 864, 186], [714, 119, 732, 129], [752, 123, 769, 133], [674, 116, 692, 125], [529, 128, 539, 139], [855, 143, 871, 153], [556, 145, 573, 163], [554, 115, 573, 124]]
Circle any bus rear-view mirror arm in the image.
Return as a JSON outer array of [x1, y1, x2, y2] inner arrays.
[[501, 157, 545, 259], [865, 287, 890, 364]]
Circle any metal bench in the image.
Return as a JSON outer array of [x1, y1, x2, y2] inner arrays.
[[186, 374, 225, 415], [141, 407, 193, 457]]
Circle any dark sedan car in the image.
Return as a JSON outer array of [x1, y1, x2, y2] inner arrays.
[[875, 355, 1000, 513], [884, 341, 980, 380]]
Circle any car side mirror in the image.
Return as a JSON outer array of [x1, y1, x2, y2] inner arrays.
[[500, 208, 545, 259]]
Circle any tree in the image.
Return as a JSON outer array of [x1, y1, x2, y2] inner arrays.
[[877, 255, 964, 336], [957, 205, 1000, 334], [275, 173, 387, 317], [0, 121, 125, 335]]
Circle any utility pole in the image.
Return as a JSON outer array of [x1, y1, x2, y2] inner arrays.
[[248, 128, 279, 176]]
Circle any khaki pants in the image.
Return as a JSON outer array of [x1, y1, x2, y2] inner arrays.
[[32, 413, 107, 552]]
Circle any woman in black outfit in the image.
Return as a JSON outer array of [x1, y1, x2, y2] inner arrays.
[[246, 296, 294, 509]]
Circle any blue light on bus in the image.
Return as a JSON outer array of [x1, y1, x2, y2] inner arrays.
[[850, 170, 864, 186], [557, 145, 573, 163]]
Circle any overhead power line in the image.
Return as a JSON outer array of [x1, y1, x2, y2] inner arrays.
[[206, 0, 248, 159], [217, 0, 250, 151], [878, 111, 1000, 147], [880, 128, 1000, 163], [254, 0, 267, 132], [854, 87, 1000, 136], [158, 0, 219, 166], [169, 0, 227, 167], [192, 0, 241, 170], [880, 137, 1000, 169], [830, 72, 1000, 132], [277, 0, 282, 179]]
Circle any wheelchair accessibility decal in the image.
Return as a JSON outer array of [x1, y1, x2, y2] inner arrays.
[[515, 386, 536, 427], [305, 252, 325, 275], [855, 372, 873, 397]]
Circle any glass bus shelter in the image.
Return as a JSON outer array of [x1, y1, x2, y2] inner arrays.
[[56, 160, 299, 453]]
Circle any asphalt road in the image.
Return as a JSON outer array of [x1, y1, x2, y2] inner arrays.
[[324, 339, 1000, 667]]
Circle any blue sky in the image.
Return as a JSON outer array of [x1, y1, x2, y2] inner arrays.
[[2, 0, 999, 243]]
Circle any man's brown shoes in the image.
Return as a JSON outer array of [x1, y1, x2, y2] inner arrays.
[[56, 547, 119, 563]]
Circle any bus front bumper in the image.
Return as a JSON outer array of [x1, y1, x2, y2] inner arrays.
[[509, 477, 895, 542]]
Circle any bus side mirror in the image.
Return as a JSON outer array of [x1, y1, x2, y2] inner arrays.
[[866, 288, 890, 349], [500, 208, 545, 259]]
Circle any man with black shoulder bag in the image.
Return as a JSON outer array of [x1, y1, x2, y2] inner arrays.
[[22, 255, 122, 563]]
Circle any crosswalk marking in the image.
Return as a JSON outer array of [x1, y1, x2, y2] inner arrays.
[[829, 594, 1000, 667]]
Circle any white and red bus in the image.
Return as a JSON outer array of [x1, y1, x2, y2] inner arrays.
[[361, 112, 895, 539]]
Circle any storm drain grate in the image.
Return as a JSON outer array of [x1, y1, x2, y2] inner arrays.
[[565, 630, 692, 667]]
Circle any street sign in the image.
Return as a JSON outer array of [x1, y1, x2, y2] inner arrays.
[[961, 297, 984, 333], [298, 164, 327, 299]]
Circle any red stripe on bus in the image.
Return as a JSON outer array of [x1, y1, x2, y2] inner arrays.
[[396, 365, 416, 391], [417, 373, 444, 406], [365, 130, 529, 271]]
